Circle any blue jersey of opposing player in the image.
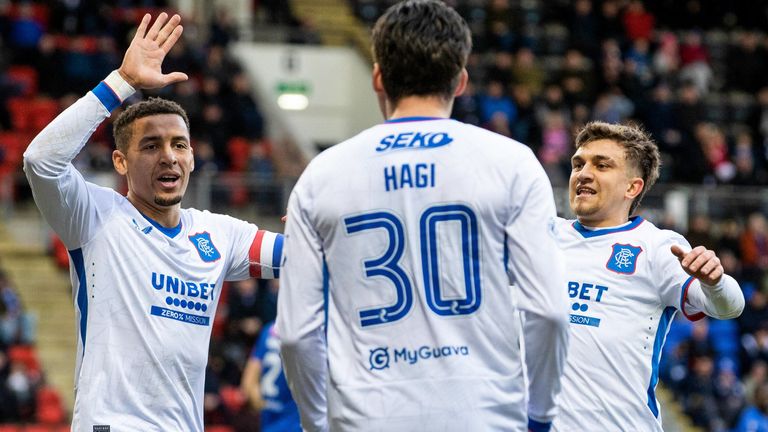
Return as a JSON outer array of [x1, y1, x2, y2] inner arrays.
[[251, 322, 301, 432]]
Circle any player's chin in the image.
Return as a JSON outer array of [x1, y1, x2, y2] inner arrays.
[[154, 193, 183, 207]]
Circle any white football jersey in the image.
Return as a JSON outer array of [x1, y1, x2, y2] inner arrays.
[[552, 216, 702, 432], [278, 117, 570, 431], [23, 77, 282, 431]]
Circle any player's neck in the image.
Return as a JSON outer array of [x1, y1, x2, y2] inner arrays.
[[576, 215, 631, 229], [127, 194, 182, 228], [388, 95, 453, 120]]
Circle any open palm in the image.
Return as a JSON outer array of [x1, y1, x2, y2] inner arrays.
[[119, 13, 188, 89]]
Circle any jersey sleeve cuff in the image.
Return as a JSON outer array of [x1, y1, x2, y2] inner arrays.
[[680, 276, 706, 321], [528, 418, 552, 432], [92, 70, 136, 112]]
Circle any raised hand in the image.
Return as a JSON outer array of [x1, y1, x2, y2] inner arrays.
[[670, 244, 723, 286], [118, 13, 188, 89]]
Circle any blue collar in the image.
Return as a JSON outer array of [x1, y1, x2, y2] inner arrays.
[[572, 216, 644, 238], [385, 116, 445, 123], [141, 213, 183, 238]]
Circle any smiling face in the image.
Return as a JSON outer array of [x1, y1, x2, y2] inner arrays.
[[569, 139, 644, 227], [112, 113, 193, 217]]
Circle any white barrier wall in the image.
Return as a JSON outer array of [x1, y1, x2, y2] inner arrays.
[[231, 43, 382, 158]]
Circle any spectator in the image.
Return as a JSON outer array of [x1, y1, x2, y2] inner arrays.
[[726, 31, 768, 94], [679, 31, 713, 95], [510, 47, 543, 95], [734, 381, 768, 432], [568, 0, 599, 60], [622, 0, 655, 42], [652, 32, 680, 79], [741, 213, 768, 279], [478, 80, 516, 125]]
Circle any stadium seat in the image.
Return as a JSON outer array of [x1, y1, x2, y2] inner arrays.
[[219, 385, 245, 413], [0, 426, 21, 432], [205, 425, 234, 432], [0, 132, 24, 172], [8, 345, 41, 374], [227, 137, 251, 172], [36, 386, 66, 425], [7, 65, 39, 97], [28, 98, 60, 133], [7, 97, 32, 131]]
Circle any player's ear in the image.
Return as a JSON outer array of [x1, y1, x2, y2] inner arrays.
[[113, 149, 128, 175], [626, 177, 644, 200], [372, 63, 384, 94], [453, 68, 469, 97], [372, 63, 389, 119]]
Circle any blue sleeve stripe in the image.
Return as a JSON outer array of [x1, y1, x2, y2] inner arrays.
[[528, 418, 552, 432], [272, 233, 284, 279], [92, 81, 122, 112]]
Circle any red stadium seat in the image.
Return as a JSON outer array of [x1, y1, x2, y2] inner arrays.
[[28, 98, 60, 133], [205, 425, 234, 432], [36, 386, 66, 425], [219, 385, 245, 413], [8, 345, 41, 374], [23, 426, 56, 432], [0, 425, 21, 432], [7, 97, 32, 131], [7, 65, 39, 97], [227, 137, 250, 172], [0, 131, 25, 171]]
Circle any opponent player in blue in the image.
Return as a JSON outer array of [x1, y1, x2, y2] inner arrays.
[[23, 13, 282, 431], [240, 322, 301, 432], [552, 121, 744, 431], [277, 1, 570, 431]]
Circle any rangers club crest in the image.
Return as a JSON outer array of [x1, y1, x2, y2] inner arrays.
[[188, 232, 221, 262], [606, 243, 642, 274]]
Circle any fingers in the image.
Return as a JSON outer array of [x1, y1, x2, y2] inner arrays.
[[163, 71, 189, 85], [146, 12, 169, 41], [670, 244, 686, 260], [680, 246, 715, 272], [160, 23, 184, 53], [679, 245, 724, 285], [133, 14, 151, 42], [157, 14, 182, 49]]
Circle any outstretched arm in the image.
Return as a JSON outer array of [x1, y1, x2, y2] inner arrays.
[[23, 13, 187, 248], [672, 245, 744, 319]]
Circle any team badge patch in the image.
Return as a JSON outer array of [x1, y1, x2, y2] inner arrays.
[[189, 232, 221, 262], [606, 243, 642, 274]]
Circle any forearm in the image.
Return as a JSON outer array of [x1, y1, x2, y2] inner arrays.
[[522, 310, 569, 429], [688, 274, 745, 319], [22, 71, 135, 248], [23, 71, 134, 177], [280, 327, 328, 432]]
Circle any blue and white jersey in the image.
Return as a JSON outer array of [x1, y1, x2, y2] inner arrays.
[[278, 117, 570, 431], [23, 73, 283, 432], [552, 216, 702, 432], [251, 322, 301, 432]]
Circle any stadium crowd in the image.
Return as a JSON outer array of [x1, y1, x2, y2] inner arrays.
[[0, 0, 768, 430]]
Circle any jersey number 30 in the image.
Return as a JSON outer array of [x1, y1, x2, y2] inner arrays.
[[344, 204, 482, 327]]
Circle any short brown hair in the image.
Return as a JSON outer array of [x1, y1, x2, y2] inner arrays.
[[574, 121, 660, 216], [113, 97, 190, 152], [371, 0, 472, 105]]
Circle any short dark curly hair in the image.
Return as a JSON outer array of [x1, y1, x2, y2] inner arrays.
[[372, 0, 472, 105], [113, 97, 190, 152], [574, 121, 661, 216]]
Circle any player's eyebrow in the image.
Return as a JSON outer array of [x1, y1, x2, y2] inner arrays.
[[139, 134, 189, 144]]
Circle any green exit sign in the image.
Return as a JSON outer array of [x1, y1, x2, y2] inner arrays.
[[277, 82, 310, 95]]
